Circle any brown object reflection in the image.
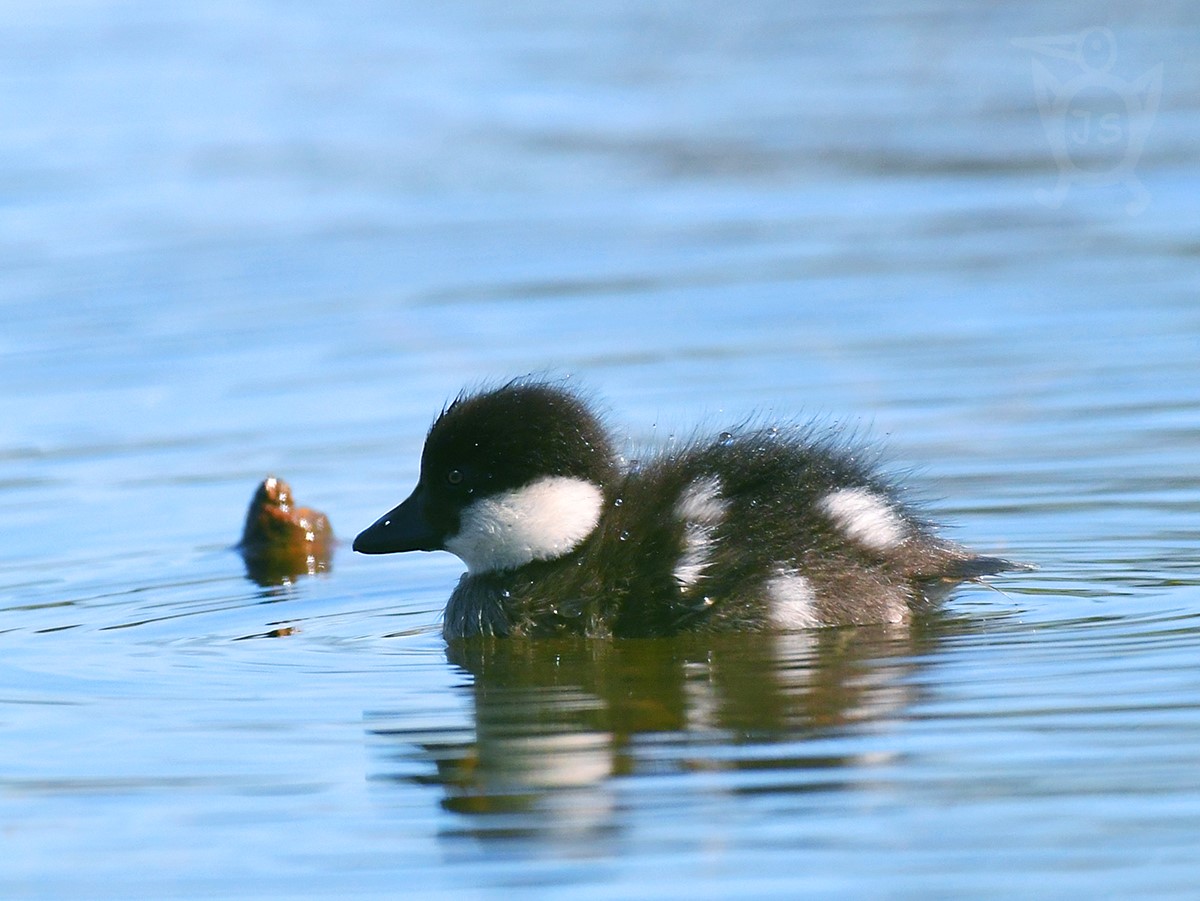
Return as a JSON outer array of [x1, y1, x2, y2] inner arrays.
[[370, 621, 952, 843], [238, 476, 334, 586]]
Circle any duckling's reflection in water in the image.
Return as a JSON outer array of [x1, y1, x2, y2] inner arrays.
[[368, 619, 953, 845]]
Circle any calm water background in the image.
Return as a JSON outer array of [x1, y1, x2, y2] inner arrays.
[[3, 2, 1199, 898]]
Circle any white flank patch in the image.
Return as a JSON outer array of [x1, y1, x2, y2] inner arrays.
[[673, 475, 728, 589], [766, 571, 822, 629], [445, 476, 603, 574], [818, 487, 907, 552]]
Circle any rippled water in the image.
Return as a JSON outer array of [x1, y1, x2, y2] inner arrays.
[[3, 2, 1199, 898]]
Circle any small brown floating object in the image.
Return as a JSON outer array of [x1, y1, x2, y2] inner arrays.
[[239, 476, 334, 585]]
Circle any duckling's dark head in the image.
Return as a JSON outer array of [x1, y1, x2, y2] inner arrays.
[[353, 380, 617, 572]]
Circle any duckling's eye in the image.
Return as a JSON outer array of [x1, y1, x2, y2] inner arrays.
[[446, 469, 464, 486]]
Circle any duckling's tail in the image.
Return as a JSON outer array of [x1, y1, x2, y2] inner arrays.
[[946, 554, 1035, 582], [914, 553, 1033, 606]]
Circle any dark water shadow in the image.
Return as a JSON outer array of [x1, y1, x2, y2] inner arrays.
[[368, 616, 963, 846]]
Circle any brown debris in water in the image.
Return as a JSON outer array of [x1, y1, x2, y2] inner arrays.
[[239, 476, 334, 585], [234, 625, 299, 640]]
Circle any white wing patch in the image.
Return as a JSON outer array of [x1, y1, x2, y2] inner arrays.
[[673, 475, 728, 589], [766, 571, 822, 629], [818, 487, 907, 552], [446, 476, 604, 574]]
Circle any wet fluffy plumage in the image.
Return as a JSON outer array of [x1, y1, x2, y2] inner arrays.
[[354, 379, 1021, 639]]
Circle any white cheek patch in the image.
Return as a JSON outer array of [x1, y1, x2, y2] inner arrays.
[[818, 487, 907, 552], [445, 476, 604, 574], [673, 475, 728, 589], [766, 571, 822, 629]]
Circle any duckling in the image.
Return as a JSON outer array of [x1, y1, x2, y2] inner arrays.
[[354, 380, 1021, 638], [240, 476, 333, 584]]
